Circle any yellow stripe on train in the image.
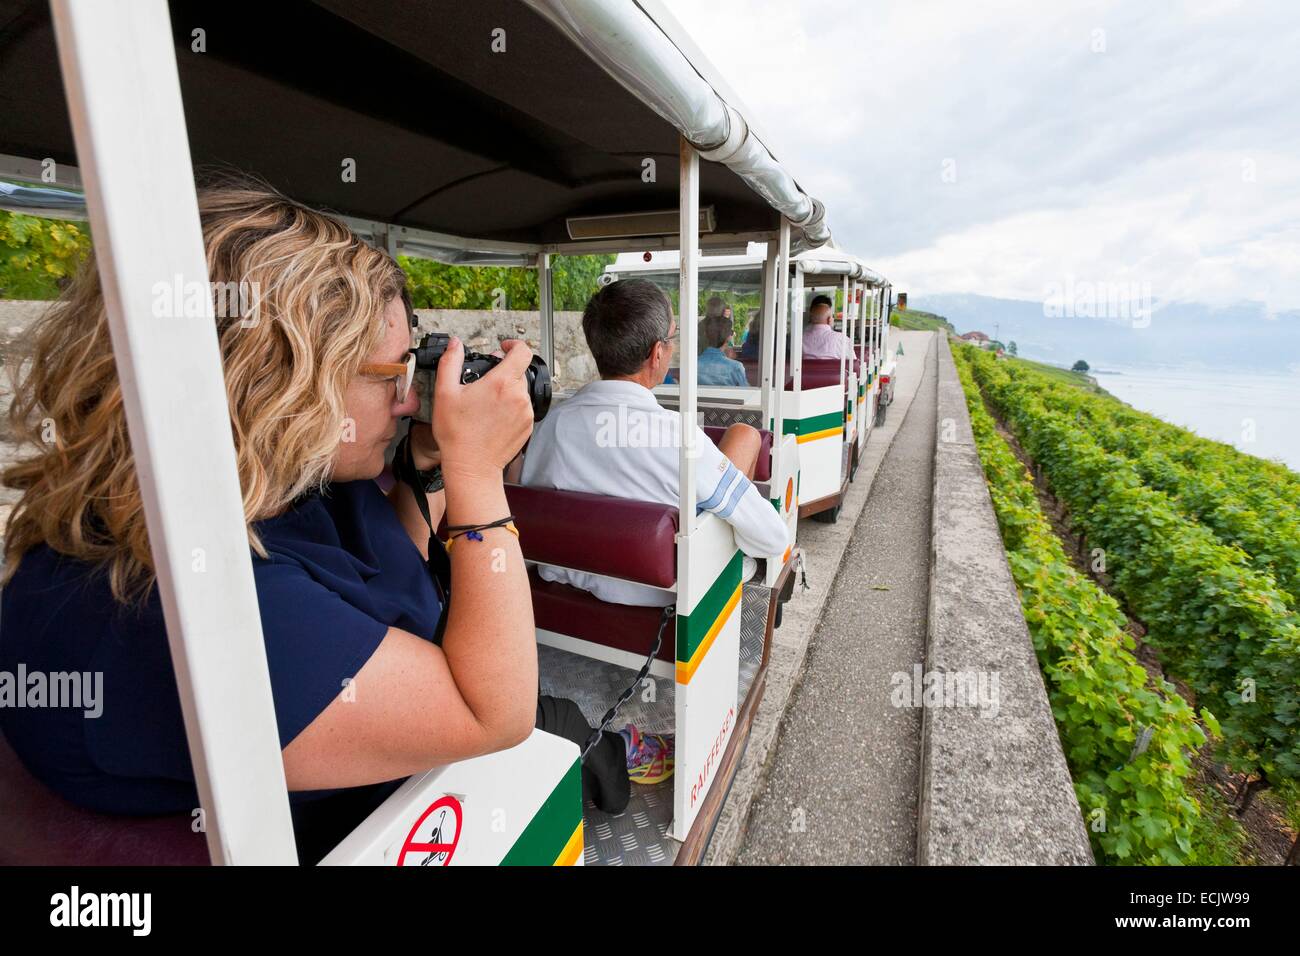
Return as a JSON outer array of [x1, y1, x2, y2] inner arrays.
[[796, 426, 842, 444], [675, 582, 742, 685], [554, 821, 584, 866]]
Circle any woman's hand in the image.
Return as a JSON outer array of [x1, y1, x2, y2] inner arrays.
[[432, 336, 533, 482]]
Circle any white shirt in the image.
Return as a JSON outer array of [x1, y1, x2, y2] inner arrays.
[[802, 322, 854, 360], [520, 379, 789, 606]]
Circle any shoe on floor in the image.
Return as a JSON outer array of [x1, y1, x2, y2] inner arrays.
[[742, 554, 759, 582], [620, 724, 674, 785]]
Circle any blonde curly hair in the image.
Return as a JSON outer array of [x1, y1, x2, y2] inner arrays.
[[1, 179, 406, 604]]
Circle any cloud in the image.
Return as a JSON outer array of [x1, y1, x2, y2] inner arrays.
[[661, 0, 1300, 312]]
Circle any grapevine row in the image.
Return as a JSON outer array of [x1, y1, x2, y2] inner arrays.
[[952, 348, 1206, 863], [961, 346, 1300, 790], [1025, 384, 1300, 607]]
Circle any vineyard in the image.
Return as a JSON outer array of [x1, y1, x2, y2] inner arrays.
[[953, 343, 1300, 865]]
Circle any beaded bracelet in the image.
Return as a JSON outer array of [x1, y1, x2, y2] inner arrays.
[[444, 516, 519, 551]]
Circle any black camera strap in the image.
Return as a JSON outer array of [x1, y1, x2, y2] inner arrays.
[[397, 435, 452, 645]]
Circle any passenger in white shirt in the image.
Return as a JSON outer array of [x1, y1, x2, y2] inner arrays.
[[802, 294, 854, 360], [518, 279, 789, 607]]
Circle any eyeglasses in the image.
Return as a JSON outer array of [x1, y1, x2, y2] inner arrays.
[[650, 326, 675, 360], [359, 351, 416, 403]]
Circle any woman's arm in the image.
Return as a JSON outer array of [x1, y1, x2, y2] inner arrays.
[[282, 476, 533, 787], [283, 338, 538, 788]]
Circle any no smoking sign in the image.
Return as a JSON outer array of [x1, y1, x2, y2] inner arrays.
[[396, 795, 463, 866]]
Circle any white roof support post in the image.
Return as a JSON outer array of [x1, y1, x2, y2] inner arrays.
[[539, 252, 555, 373], [861, 288, 868, 358], [50, 0, 297, 864], [840, 274, 850, 391], [863, 286, 871, 353], [865, 287, 872, 351], [874, 285, 880, 359], [677, 135, 699, 538], [878, 283, 889, 358], [872, 286, 880, 363], [853, 281, 863, 353], [877, 286, 885, 360], [773, 218, 791, 437], [869, 287, 877, 362], [846, 279, 856, 352], [884, 284, 892, 359], [758, 247, 777, 426], [876, 286, 883, 364], [847, 278, 859, 410], [790, 265, 805, 399]]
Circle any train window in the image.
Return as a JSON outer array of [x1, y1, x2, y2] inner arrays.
[[609, 266, 765, 391], [544, 254, 615, 393]]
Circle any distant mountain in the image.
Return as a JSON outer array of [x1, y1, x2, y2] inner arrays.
[[910, 293, 1300, 372]]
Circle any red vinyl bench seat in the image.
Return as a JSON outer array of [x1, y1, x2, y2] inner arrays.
[[0, 732, 209, 866], [500, 485, 680, 663]]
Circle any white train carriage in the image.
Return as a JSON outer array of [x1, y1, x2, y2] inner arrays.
[[604, 245, 890, 524], [0, 0, 842, 865]]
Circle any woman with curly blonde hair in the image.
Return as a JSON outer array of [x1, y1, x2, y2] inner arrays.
[[0, 181, 632, 860]]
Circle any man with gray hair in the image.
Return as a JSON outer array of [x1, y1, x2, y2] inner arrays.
[[802, 293, 854, 360], [520, 279, 788, 607]]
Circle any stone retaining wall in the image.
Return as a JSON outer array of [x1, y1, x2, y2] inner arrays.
[[916, 335, 1094, 865]]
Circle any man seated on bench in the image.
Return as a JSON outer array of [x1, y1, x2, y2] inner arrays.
[[518, 279, 788, 607], [802, 293, 854, 360]]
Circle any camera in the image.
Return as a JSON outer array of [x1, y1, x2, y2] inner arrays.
[[411, 332, 552, 422]]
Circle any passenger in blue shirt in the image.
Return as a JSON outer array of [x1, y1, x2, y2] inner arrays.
[[698, 313, 749, 386], [0, 182, 631, 862], [738, 311, 761, 361]]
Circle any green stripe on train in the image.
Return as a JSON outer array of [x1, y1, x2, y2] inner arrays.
[[501, 758, 582, 865], [781, 410, 844, 436], [676, 550, 743, 664]]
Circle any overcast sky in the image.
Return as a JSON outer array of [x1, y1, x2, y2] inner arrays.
[[661, 0, 1300, 315]]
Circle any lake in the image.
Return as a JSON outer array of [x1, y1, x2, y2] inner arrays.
[[1093, 365, 1300, 472]]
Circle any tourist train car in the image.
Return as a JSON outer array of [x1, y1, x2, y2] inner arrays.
[[604, 244, 891, 524], [0, 0, 843, 864]]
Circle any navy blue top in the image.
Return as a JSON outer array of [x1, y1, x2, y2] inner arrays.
[[0, 480, 441, 837]]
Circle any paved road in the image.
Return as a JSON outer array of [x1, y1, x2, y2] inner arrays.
[[735, 335, 938, 865]]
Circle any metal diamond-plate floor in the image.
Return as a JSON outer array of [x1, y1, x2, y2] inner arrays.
[[538, 582, 770, 866]]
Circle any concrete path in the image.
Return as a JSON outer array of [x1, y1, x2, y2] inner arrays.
[[703, 330, 934, 865], [703, 330, 935, 865], [734, 334, 939, 864]]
